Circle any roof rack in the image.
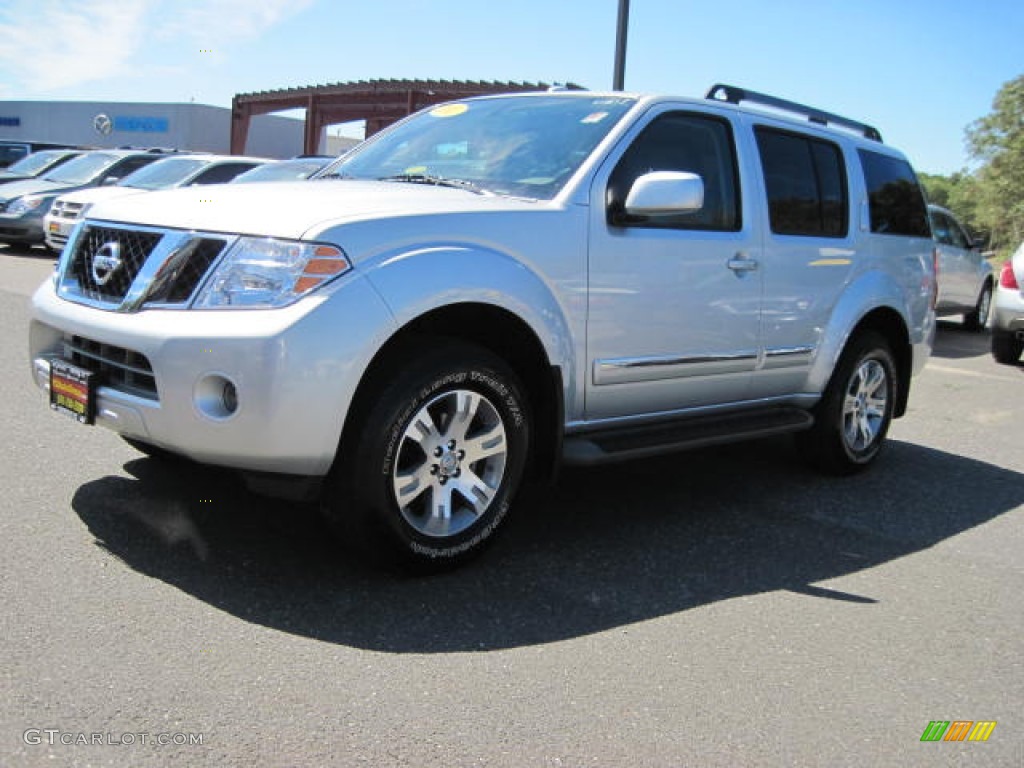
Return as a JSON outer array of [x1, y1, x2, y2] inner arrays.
[[705, 84, 882, 143]]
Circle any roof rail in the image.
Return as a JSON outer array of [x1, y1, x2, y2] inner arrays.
[[705, 84, 882, 143]]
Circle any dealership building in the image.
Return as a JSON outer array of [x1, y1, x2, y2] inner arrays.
[[0, 101, 311, 158]]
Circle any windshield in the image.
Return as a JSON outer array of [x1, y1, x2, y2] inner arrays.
[[322, 94, 635, 200], [120, 157, 209, 189], [44, 152, 119, 184], [3, 150, 74, 177], [233, 159, 328, 183]]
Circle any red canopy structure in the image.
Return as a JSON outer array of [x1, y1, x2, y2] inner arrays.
[[231, 78, 578, 155]]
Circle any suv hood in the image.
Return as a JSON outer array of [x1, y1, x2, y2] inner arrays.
[[86, 180, 546, 240]]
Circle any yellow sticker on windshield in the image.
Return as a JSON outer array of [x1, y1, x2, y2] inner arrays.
[[404, 165, 428, 174], [430, 103, 468, 118]]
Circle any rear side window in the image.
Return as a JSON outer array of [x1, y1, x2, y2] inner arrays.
[[607, 112, 740, 231], [755, 127, 847, 237], [858, 150, 930, 237]]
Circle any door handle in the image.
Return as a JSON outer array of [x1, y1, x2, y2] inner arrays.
[[727, 256, 759, 273]]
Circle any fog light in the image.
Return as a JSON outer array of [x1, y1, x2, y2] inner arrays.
[[222, 380, 238, 414], [194, 374, 240, 420]]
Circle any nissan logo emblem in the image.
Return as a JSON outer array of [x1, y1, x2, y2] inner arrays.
[[91, 242, 123, 286]]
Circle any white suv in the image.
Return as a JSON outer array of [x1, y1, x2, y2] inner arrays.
[[29, 86, 936, 570]]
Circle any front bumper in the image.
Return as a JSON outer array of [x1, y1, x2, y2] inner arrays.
[[43, 214, 76, 250], [29, 274, 395, 476], [0, 213, 45, 244]]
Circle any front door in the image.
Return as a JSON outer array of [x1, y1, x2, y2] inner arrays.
[[585, 108, 762, 421]]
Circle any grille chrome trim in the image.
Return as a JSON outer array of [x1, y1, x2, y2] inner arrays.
[[56, 220, 235, 312], [62, 334, 158, 400]]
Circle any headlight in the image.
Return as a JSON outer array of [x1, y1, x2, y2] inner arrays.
[[5, 194, 51, 217], [193, 237, 351, 309]]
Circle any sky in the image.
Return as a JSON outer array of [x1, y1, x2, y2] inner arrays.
[[0, 0, 1021, 175]]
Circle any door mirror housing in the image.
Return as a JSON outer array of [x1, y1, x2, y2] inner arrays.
[[624, 171, 704, 217]]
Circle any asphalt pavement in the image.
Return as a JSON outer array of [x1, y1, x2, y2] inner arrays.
[[1, 243, 1022, 767]]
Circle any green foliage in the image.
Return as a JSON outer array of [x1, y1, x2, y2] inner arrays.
[[918, 171, 982, 241], [966, 74, 1024, 254]]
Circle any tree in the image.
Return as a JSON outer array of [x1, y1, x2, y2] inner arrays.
[[966, 74, 1024, 252], [918, 171, 983, 241]]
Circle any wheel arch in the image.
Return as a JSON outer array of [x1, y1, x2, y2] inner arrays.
[[340, 302, 564, 485], [842, 307, 913, 418]]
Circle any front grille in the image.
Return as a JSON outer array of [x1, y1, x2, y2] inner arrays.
[[51, 200, 85, 220], [60, 224, 228, 309], [63, 335, 158, 400], [146, 238, 227, 304], [70, 225, 162, 302]]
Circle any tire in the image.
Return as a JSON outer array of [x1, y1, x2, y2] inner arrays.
[[991, 329, 1023, 365], [323, 340, 530, 572], [797, 331, 897, 475], [963, 283, 992, 332]]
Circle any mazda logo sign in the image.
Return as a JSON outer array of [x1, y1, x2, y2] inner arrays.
[[93, 113, 113, 136], [91, 242, 123, 286]]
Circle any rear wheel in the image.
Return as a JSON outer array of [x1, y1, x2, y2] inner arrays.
[[963, 283, 992, 331], [991, 329, 1023, 365], [797, 332, 897, 475], [323, 341, 530, 572]]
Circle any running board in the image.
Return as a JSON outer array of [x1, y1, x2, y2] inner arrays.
[[562, 407, 814, 466]]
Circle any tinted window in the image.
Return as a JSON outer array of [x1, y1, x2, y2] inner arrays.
[[607, 112, 740, 231], [858, 150, 929, 237], [191, 163, 258, 184], [755, 127, 847, 237], [105, 156, 155, 181], [946, 214, 969, 249]]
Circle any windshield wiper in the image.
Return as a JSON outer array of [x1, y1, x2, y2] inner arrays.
[[378, 173, 486, 194]]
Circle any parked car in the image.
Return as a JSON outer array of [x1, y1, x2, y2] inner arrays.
[[991, 242, 1024, 364], [0, 149, 84, 185], [29, 85, 936, 571], [0, 140, 80, 168], [929, 204, 993, 331], [45, 154, 271, 250], [0, 149, 171, 248], [231, 156, 332, 183]]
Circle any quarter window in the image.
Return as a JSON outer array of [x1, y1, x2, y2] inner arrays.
[[607, 112, 740, 231], [755, 127, 847, 237], [858, 150, 930, 237]]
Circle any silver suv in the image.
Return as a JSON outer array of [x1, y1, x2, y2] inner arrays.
[[29, 86, 936, 570]]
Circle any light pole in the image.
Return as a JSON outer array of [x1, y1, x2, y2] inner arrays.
[[613, 0, 630, 91]]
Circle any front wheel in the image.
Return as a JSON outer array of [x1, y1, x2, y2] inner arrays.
[[323, 341, 530, 572], [797, 332, 897, 475]]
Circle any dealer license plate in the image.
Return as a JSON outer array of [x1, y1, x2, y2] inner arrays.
[[49, 359, 97, 425]]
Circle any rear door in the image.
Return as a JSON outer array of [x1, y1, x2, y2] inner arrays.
[[748, 123, 855, 399]]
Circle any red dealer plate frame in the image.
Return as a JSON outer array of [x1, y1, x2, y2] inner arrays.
[[49, 358, 97, 425]]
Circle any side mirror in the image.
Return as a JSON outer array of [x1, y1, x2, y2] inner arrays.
[[101, 176, 120, 186], [624, 171, 704, 217]]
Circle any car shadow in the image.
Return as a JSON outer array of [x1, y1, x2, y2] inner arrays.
[[71, 437, 1024, 653], [932, 320, 991, 360]]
